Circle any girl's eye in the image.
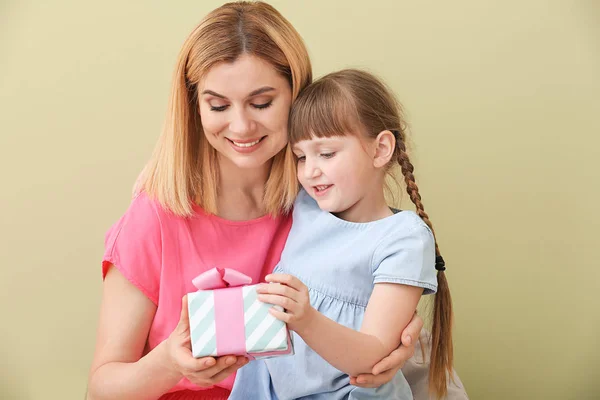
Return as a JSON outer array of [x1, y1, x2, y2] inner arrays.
[[252, 101, 273, 110], [210, 104, 228, 112], [296, 155, 306, 163], [320, 152, 336, 159]]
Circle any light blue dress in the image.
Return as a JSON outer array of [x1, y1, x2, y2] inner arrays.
[[230, 190, 438, 399]]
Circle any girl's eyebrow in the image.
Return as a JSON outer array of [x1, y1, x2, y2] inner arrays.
[[201, 86, 275, 100], [292, 138, 340, 153], [305, 138, 343, 147]]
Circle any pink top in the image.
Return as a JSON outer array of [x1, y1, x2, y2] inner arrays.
[[102, 192, 293, 399]]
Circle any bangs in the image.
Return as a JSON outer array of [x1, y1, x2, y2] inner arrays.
[[289, 78, 361, 144]]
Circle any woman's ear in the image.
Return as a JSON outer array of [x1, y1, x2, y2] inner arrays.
[[373, 130, 396, 168]]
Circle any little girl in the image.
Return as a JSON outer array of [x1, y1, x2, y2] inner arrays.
[[229, 69, 453, 399]]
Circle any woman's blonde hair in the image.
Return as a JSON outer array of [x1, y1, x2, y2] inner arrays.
[[290, 69, 454, 399], [138, 1, 312, 217]]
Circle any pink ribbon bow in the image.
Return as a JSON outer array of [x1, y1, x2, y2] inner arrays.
[[192, 266, 253, 290]]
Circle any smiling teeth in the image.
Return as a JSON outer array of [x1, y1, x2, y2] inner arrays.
[[316, 185, 330, 191], [232, 139, 261, 147]]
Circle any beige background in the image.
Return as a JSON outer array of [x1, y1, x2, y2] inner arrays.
[[1, 1, 599, 399]]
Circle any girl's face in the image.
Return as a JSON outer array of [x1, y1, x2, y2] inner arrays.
[[292, 134, 381, 220], [199, 54, 292, 171]]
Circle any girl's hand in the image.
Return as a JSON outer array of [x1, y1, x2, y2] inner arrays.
[[257, 273, 316, 333], [350, 312, 424, 388], [164, 295, 249, 387]]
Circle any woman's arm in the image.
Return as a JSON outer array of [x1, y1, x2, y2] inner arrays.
[[87, 266, 180, 400], [257, 274, 423, 377], [87, 266, 247, 400]]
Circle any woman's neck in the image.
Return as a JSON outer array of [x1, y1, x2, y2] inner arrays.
[[216, 154, 272, 221]]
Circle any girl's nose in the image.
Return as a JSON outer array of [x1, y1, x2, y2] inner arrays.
[[304, 159, 322, 180]]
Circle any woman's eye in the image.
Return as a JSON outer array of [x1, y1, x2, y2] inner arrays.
[[252, 101, 273, 110], [210, 104, 228, 112], [321, 152, 336, 159]]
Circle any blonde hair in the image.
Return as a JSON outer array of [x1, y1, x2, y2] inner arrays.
[[138, 1, 312, 217], [290, 69, 454, 398]]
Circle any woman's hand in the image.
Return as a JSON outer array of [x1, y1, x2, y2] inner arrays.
[[350, 312, 424, 388], [164, 295, 249, 387], [256, 274, 316, 332]]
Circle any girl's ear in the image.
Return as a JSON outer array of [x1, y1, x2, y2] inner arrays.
[[373, 130, 396, 168]]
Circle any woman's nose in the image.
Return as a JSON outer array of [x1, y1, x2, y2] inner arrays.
[[229, 107, 255, 135]]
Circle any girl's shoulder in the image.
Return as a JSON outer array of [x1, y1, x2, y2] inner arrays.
[[384, 209, 432, 236]]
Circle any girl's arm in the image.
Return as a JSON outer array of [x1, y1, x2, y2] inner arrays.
[[350, 312, 423, 387], [87, 266, 246, 400], [258, 274, 423, 377]]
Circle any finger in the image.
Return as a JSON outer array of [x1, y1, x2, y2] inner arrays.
[[371, 354, 392, 376], [258, 293, 297, 311], [206, 357, 249, 383], [265, 274, 300, 289], [352, 374, 377, 388], [352, 379, 379, 388], [187, 356, 248, 386], [189, 356, 217, 371], [206, 355, 239, 374], [181, 354, 234, 375], [371, 345, 412, 375], [201, 357, 217, 368], [257, 282, 300, 301], [268, 307, 291, 323], [402, 312, 424, 346], [176, 346, 217, 372], [177, 295, 190, 333], [354, 368, 396, 388]]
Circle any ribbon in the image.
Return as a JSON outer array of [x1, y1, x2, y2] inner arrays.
[[191, 267, 253, 356], [192, 266, 253, 290]]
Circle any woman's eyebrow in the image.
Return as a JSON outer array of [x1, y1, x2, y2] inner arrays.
[[201, 89, 227, 99], [201, 86, 275, 100], [248, 86, 275, 97]]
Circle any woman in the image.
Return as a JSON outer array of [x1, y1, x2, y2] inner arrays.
[[86, 2, 467, 399]]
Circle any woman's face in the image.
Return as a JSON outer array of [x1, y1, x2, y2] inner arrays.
[[199, 54, 292, 171]]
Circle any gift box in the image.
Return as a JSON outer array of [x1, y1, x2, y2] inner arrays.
[[188, 267, 293, 360]]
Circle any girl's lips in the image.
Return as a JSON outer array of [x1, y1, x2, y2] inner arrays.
[[313, 184, 333, 197]]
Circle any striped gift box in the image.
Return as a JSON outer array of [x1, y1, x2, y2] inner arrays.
[[188, 284, 292, 358]]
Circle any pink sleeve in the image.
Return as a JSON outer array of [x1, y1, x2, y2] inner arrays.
[[102, 193, 162, 305]]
